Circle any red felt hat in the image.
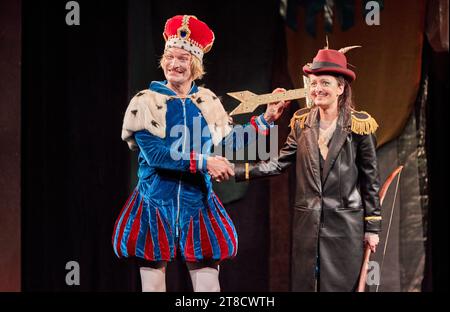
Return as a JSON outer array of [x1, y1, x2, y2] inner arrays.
[[163, 15, 215, 62], [303, 47, 360, 82]]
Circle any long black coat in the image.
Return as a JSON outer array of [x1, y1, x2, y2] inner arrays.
[[235, 106, 382, 292]]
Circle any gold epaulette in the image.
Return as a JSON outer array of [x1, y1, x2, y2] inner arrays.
[[351, 110, 379, 135], [290, 107, 311, 129]]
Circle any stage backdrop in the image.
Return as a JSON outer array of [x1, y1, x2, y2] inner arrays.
[[265, 0, 430, 291], [19, 0, 446, 292], [285, 0, 426, 147]]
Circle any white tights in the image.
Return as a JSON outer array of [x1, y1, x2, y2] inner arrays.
[[188, 266, 220, 292], [139, 262, 220, 292], [140, 266, 166, 292]]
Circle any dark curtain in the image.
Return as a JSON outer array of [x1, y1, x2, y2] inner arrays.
[[0, 0, 21, 292], [424, 40, 448, 292], [22, 0, 136, 291]]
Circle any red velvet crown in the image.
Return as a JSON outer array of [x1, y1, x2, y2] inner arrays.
[[163, 15, 215, 61]]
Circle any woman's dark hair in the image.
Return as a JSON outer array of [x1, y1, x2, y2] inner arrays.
[[336, 76, 355, 111]]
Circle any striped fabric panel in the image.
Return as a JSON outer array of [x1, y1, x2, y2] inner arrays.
[[213, 194, 238, 257], [112, 188, 138, 255], [119, 194, 144, 257], [113, 189, 139, 257], [134, 199, 150, 259], [199, 210, 214, 258], [143, 225, 155, 261], [126, 200, 144, 257], [156, 210, 171, 260], [199, 208, 221, 259], [146, 204, 161, 259], [113, 191, 238, 262], [184, 217, 195, 261], [159, 208, 176, 259], [206, 208, 229, 260]]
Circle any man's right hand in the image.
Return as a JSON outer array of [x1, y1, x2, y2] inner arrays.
[[207, 156, 235, 182]]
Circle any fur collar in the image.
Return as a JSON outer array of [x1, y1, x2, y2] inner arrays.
[[121, 87, 233, 150]]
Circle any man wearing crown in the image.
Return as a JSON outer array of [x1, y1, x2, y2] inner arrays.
[[111, 15, 289, 292], [234, 46, 382, 292]]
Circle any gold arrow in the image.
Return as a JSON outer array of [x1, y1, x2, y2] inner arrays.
[[227, 88, 307, 116]]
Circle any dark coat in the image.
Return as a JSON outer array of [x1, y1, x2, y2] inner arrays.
[[235, 106, 382, 292]]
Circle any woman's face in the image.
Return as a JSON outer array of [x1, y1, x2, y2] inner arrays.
[[309, 74, 344, 109], [161, 47, 192, 86]]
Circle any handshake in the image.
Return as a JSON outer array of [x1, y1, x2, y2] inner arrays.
[[206, 155, 235, 182]]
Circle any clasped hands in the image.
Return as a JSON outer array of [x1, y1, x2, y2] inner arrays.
[[208, 88, 290, 183], [207, 155, 235, 182]]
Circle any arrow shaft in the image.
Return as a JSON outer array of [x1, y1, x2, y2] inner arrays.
[[229, 88, 306, 115], [244, 89, 306, 106]]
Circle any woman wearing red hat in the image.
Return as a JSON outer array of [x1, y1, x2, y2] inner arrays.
[[235, 47, 382, 292], [111, 15, 288, 292]]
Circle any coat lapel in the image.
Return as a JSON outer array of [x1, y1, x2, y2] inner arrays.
[[303, 107, 322, 191], [322, 108, 351, 185]]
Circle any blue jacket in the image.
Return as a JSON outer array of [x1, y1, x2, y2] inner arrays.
[[112, 81, 272, 262]]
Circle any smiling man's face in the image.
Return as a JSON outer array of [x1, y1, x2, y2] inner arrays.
[[161, 47, 193, 86]]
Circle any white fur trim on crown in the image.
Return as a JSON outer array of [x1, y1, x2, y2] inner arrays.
[[165, 37, 204, 60]]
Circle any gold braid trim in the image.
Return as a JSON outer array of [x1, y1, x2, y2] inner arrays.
[[290, 112, 309, 129], [365, 216, 382, 221], [351, 111, 379, 135]]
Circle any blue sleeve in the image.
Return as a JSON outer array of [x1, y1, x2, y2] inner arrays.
[[134, 130, 208, 172]]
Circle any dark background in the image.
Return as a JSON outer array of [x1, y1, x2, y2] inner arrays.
[[12, 0, 448, 292]]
